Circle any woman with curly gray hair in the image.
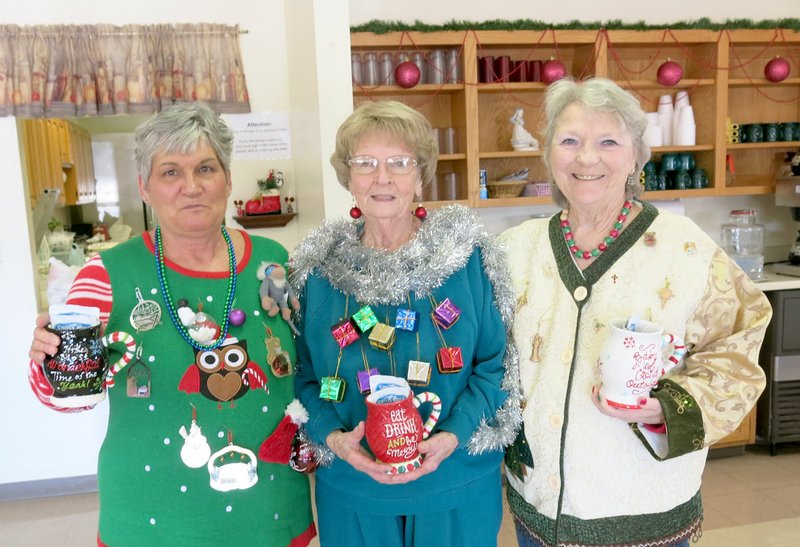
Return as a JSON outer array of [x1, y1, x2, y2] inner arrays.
[[292, 100, 521, 546], [500, 78, 769, 547], [28, 102, 316, 546]]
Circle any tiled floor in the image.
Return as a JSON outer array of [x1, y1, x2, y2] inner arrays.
[[1, 443, 798, 546]]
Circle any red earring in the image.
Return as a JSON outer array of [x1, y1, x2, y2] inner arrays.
[[413, 203, 427, 220], [349, 205, 362, 219]]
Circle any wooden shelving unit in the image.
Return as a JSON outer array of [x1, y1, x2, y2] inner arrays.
[[351, 28, 800, 209]]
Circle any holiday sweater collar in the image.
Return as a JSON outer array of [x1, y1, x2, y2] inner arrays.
[[291, 204, 499, 305], [291, 204, 522, 455], [141, 228, 253, 278]]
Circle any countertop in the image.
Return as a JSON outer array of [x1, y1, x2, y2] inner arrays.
[[756, 264, 800, 292]]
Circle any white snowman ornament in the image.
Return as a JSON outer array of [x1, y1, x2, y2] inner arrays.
[[178, 421, 212, 468]]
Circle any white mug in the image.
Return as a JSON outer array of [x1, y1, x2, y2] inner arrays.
[[599, 318, 686, 409]]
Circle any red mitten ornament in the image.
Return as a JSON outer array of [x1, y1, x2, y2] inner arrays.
[[259, 399, 309, 464]]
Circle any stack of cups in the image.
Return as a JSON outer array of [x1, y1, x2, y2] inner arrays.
[[643, 112, 663, 148], [674, 90, 696, 146], [657, 95, 674, 147]]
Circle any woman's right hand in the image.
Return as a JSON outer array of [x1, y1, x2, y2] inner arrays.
[[28, 313, 60, 365], [326, 422, 398, 484]]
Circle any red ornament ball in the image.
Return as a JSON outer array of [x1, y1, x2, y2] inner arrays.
[[413, 205, 428, 220], [541, 59, 567, 85], [657, 60, 683, 87], [394, 61, 421, 88], [764, 57, 790, 83], [349, 206, 362, 219]]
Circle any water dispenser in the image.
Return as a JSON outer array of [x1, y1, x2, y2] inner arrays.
[[721, 209, 765, 281]]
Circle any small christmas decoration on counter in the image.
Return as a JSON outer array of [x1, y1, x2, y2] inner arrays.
[[284, 196, 295, 214]]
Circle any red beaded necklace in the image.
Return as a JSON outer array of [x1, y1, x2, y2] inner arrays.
[[560, 200, 633, 260]]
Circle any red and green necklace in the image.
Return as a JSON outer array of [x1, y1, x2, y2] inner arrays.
[[560, 200, 633, 260]]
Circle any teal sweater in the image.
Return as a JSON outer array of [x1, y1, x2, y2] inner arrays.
[[292, 205, 520, 515]]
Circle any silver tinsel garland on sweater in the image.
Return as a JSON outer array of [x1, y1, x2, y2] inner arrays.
[[291, 204, 522, 466]]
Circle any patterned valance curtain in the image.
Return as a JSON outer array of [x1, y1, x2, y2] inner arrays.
[[0, 23, 250, 118]]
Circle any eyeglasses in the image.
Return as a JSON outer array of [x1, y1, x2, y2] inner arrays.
[[347, 155, 418, 176]]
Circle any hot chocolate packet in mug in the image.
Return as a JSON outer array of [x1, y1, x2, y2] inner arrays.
[[368, 374, 410, 397], [49, 304, 101, 329]]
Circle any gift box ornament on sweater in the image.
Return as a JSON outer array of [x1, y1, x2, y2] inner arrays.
[[407, 360, 432, 386], [368, 323, 396, 351], [357, 367, 380, 394], [352, 306, 378, 333], [394, 308, 419, 332], [320, 376, 346, 402], [436, 347, 464, 374], [331, 319, 359, 348], [432, 298, 461, 329]]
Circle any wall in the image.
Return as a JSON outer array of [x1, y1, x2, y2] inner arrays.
[[0, 0, 352, 489]]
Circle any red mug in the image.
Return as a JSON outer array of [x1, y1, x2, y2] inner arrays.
[[365, 391, 441, 474]]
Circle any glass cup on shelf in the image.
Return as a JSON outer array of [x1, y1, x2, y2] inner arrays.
[[362, 52, 378, 86], [351, 53, 363, 85], [379, 52, 395, 85]]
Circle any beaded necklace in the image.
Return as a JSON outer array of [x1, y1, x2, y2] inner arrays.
[[561, 200, 633, 260], [154, 225, 237, 350]]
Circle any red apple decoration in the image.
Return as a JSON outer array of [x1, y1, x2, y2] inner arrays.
[[394, 61, 421, 88], [764, 56, 790, 83], [541, 59, 567, 85], [657, 59, 683, 87]]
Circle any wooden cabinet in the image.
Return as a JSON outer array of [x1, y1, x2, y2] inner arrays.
[[351, 28, 800, 209], [19, 118, 96, 207], [722, 30, 800, 195], [713, 409, 757, 449]]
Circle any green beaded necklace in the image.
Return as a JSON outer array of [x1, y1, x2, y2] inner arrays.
[[154, 225, 237, 351]]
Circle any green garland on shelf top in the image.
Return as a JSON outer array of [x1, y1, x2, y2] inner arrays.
[[351, 18, 800, 34]]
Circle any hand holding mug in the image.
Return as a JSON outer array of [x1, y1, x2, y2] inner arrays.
[[326, 423, 396, 483], [598, 317, 686, 410], [592, 384, 665, 424]]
